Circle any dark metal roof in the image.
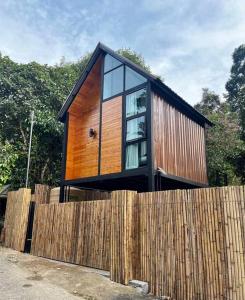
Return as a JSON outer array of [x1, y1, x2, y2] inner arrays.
[[58, 42, 212, 126]]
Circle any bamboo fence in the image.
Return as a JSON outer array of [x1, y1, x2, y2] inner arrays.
[[3, 185, 245, 299]]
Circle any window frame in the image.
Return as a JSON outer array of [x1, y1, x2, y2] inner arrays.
[[123, 86, 148, 170], [125, 88, 147, 118], [102, 57, 148, 102], [125, 65, 147, 91], [125, 138, 148, 169], [104, 54, 123, 73], [100, 53, 150, 172], [126, 114, 146, 142], [103, 64, 124, 100], [104, 64, 123, 75]]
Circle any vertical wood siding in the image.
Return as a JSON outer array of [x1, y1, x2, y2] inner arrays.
[[65, 57, 102, 180], [152, 92, 208, 185], [100, 96, 122, 175]]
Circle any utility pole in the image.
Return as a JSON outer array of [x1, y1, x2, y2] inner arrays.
[[25, 111, 34, 188]]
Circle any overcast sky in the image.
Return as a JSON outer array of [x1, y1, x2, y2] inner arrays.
[[0, 0, 244, 105]]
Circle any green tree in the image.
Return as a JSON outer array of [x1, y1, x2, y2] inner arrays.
[[0, 54, 84, 189], [195, 88, 221, 116], [0, 141, 18, 187], [195, 89, 244, 186], [117, 48, 151, 73], [225, 45, 245, 137], [0, 48, 151, 189]]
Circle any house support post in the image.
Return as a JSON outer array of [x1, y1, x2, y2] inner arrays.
[[148, 171, 155, 192], [59, 184, 65, 203], [110, 190, 137, 284]]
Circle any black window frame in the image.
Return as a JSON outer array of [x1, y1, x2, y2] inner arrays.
[[104, 54, 123, 73], [123, 86, 148, 170], [100, 54, 149, 171], [125, 139, 148, 170], [103, 64, 124, 100], [125, 65, 147, 91], [125, 87, 147, 118], [126, 114, 146, 142]]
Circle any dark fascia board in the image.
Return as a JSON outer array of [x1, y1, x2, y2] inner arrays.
[[156, 169, 209, 188], [62, 166, 148, 185], [58, 42, 212, 127]]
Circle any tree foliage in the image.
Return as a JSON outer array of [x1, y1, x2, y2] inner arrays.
[[0, 48, 151, 189], [195, 89, 245, 186], [194, 44, 245, 186], [117, 48, 151, 73], [195, 88, 221, 116], [0, 141, 18, 187], [0, 54, 86, 189], [225, 44, 245, 137]]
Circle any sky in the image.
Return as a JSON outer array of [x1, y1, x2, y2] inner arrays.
[[0, 0, 244, 105]]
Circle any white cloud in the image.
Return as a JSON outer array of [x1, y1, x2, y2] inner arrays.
[[0, 0, 244, 106], [138, 0, 245, 104]]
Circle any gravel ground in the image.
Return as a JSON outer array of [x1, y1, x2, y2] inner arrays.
[[0, 246, 155, 300]]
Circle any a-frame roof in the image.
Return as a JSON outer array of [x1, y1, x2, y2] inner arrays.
[[58, 42, 212, 126]]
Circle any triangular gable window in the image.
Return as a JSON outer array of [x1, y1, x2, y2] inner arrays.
[[125, 66, 147, 91], [103, 66, 124, 99], [102, 54, 147, 100], [104, 54, 122, 73]]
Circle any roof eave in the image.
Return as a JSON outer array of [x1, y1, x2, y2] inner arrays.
[[151, 80, 213, 127]]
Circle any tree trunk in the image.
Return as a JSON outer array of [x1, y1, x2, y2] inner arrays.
[[40, 158, 50, 182]]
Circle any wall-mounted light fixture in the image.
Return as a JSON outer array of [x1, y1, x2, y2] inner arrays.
[[89, 128, 96, 138]]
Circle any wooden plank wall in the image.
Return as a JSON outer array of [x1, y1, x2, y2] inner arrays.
[[131, 186, 245, 299], [31, 199, 111, 271], [4, 188, 31, 251], [65, 56, 102, 180], [153, 92, 208, 185], [100, 96, 122, 175], [66, 109, 100, 179]]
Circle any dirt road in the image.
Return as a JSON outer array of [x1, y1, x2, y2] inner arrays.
[[0, 246, 154, 300]]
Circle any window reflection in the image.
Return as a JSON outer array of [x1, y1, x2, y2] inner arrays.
[[103, 66, 124, 99], [126, 89, 147, 118]]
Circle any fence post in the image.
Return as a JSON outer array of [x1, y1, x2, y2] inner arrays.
[[4, 188, 31, 251], [110, 190, 137, 285], [34, 184, 51, 204]]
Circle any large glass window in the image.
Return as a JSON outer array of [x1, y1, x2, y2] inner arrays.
[[125, 66, 147, 91], [103, 56, 147, 100], [126, 88, 146, 118], [125, 88, 147, 170], [126, 116, 145, 141], [126, 141, 147, 169], [104, 54, 122, 73], [101, 54, 148, 170], [103, 66, 124, 99]]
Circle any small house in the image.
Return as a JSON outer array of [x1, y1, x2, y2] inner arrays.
[[58, 43, 211, 200]]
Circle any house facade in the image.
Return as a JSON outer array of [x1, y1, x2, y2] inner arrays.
[[58, 43, 211, 200]]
